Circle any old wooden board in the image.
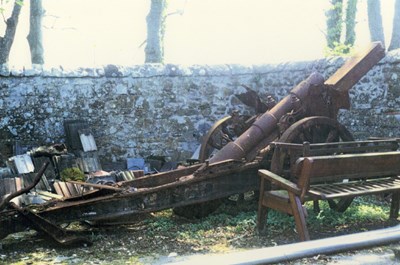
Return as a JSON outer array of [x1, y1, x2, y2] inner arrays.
[[324, 42, 385, 92]]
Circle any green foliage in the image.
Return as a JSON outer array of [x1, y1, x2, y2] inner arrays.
[[324, 41, 355, 56], [345, 0, 358, 46], [326, 0, 344, 49], [145, 196, 389, 252], [0, 0, 24, 20], [60, 167, 85, 182], [306, 198, 388, 227]]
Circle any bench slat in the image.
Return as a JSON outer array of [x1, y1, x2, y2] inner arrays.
[[308, 177, 400, 199]]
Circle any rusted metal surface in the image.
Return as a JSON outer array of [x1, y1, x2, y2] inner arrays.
[[209, 42, 385, 164], [38, 160, 260, 224], [209, 72, 326, 163], [198, 111, 255, 163], [10, 202, 92, 246]]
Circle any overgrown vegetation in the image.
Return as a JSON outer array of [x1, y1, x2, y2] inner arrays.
[[0, 195, 397, 264], [324, 42, 355, 57], [60, 167, 85, 182]]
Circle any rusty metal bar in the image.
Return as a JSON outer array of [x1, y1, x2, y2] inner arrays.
[[209, 73, 325, 163], [10, 202, 92, 246], [0, 161, 49, 211], [38, 162, 260, 224]]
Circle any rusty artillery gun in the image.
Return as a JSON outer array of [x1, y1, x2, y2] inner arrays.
[[0, 42, 386, 245]]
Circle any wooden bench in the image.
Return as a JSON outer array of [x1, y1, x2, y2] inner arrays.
[[257, 151, 400, 241], [270, 139, 399, 213], [270, 139, 399, 177]]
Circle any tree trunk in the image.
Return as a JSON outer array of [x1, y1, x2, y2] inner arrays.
[[0, 0, 24, 65], [344, 0, 358, 46], [27, 0, 44, 65], [367, 0, 385, 47], [388, 0, 400, 51], [326, 0, 343, 49], [145, 0, 166, 63]]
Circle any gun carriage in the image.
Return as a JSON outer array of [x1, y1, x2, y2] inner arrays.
[[0, 43, 388, 245]]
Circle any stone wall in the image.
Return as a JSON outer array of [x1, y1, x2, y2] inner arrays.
[[0, 50, 400, 164]]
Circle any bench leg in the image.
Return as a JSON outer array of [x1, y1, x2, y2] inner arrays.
[[313, 200, 320, 213], [257, 203, 268, 234], [390, 192, 400, 219], [257, 177, 268, 234], [289, 193, 310, 241]]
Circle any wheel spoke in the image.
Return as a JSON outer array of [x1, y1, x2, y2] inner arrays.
[[326, 128, 338, 142]]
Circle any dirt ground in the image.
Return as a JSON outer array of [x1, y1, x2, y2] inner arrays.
[[1, 197, 399, 265]]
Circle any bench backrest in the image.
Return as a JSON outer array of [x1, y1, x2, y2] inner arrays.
[[294, 151, 400, 190], [273, 139, 399, 157], [271, 139, 399, 178]]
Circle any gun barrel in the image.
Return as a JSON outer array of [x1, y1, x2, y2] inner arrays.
[[209, 72, 325, 163], [209, 42, 385, 164]]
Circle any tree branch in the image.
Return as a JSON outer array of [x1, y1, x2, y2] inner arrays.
[[0, 0, 24, 64]]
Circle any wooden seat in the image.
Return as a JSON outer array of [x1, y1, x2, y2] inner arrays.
[[257, 151, 400, 241]]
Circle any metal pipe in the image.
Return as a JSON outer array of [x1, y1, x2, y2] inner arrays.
[[171, 225, 400, 264], [209, 72, 325, 163]]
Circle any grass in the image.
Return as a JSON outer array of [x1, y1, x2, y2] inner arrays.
[[139, 195, 393, 253], [0, 195, 397, 264]]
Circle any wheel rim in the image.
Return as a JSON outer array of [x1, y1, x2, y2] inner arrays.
[[271, 116, 355, 212], [278, 116, 354, 144]]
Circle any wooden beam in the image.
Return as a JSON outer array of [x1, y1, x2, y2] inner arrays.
[[67, 181, 122, 191], [324, 42, 385, 92]]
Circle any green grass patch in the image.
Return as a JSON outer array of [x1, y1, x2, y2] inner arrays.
[[1, 195, 395, 264], [143, 195, 392, 251]]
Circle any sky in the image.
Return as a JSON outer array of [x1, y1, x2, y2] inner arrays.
[[0, 0, 396, 68]]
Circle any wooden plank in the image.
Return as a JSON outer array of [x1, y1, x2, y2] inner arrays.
[[53, 182, 65, 197], [66, 182, 80, 196], [308, 177, 400, 199], [36, 190, 63, 200], [324, 42, 385, 92], [300, 152, 400, 181], [15, 177, 22, 191], [258, 169, 301, 195], [58, 182, 71, 197], [67, 180, 122, 191]]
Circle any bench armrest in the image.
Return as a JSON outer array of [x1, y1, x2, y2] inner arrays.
[[258, 169, 301, 195]]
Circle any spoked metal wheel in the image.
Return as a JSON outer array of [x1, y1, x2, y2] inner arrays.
[[198, 114, 255, 163], [198, 116, 233, 163], [271, 116, 355, 212], [174, 114, 255, 219]]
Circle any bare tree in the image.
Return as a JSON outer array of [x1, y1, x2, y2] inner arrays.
[[27, 0, 44, 65], [388, 0, 400, 51], [344, 0, 358, 46], [367, 0, 385, 47], [145, 0, 166, 63], [0, 0, 24, 65], [326, 0, 343, 49]]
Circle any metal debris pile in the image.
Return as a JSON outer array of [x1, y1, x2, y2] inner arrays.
[[0, 120, 180, 207]]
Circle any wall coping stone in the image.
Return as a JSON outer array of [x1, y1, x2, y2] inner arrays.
[[0, 49, 398, 78], [0, 49, 400, 78], [0, 61, 332, 78]]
